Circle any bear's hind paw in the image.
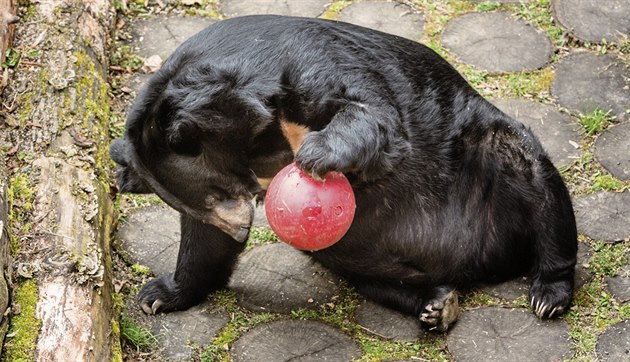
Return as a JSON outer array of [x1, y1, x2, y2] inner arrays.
[[419, 289, 460, 332]]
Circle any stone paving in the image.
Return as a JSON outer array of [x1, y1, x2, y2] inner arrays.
[[114, 0, 629, 360], [442, 11, 553, 73]]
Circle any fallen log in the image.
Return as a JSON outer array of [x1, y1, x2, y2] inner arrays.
[[0, 0, 118, 360]]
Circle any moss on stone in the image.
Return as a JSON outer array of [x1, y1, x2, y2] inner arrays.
[[130, 263, 151, 277], [319, 0, 352, 20], [2, 280, 41, 362]]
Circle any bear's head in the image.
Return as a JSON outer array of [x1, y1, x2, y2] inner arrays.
[[110, 63, 275, 242]]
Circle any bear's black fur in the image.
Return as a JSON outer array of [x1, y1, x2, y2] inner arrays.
[[110, 15, 577, 329]]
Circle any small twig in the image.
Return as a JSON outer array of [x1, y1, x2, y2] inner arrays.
[[357, 324, 392, 340], [20, 60, 41, 67]]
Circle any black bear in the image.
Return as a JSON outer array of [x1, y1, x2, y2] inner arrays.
[[110, 15, 577, 330]]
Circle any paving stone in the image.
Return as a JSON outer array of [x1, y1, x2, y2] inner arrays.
[[128, 298, 229, 361], [129, 16, 215, 59], [117, 204, 179, 276], [441, 12, 553, 73], [355, 301, 425, 342], [253, 203, 269, 228], [447, 307, 573, 361], [229, 243, 341, 313], [607, 252, 630, 304], [595, 122, 630, 181], [221, 0, 328, 17], [481, 277, 531, 301], [482, 242, 593, 300], [596, 319, 630, 361], [573, 191, 630, 243], [231, 319, 362, 361], [127, 74, 151, 94], [552, 52, 630, 121], [492, 99, 581, 167], [553, 0, 630, 43], [338, 1, 423, 40]]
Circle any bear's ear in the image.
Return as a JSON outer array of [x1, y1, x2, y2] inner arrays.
[[166, 118, 202, 156]]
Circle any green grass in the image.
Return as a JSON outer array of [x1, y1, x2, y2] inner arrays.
[[475, 1, 501, 12], [512, 0, 566, 46], [589, 241, 628, 277], [110, 45, 144, 71], [201, 290, 277, 361], [120, 313, 159, 351], [578, 109, 615, 136], [246, 226, 279, 249], [181, 0, 224, 19]]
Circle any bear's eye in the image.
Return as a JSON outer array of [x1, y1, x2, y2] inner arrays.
[[205, 188, 229, 208]]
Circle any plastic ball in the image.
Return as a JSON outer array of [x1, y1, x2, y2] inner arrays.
[[264, 162, 356, 251]]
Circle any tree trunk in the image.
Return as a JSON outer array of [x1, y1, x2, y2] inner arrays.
[[0, 0, 118, 360]]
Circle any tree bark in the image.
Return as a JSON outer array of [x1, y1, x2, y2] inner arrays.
[[0, 0, 17, 90], [1, 0, 117, 360], [0, 155, 10, 356]]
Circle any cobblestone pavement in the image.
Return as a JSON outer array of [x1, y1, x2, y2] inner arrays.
[[112, 0, 629, 360]]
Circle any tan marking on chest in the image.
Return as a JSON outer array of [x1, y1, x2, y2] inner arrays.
[[280, 119, 310, 155], [256, 177, 273, 190]]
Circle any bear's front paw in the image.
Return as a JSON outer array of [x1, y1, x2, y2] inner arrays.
[[529, 279, 573, 318], [137, 274, 200, 315], [295, 131, 348, 178]]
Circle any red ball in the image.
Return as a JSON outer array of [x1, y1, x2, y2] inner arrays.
[[265, 162, 356, 251]]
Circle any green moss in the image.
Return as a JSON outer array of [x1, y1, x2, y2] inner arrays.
[[2, 280, 41, 362], [130, 263, 152, 277], [181, 0, 224, 19], [112, 292, 125, 312], [7, 174, 36, 254], [590, 174, 628, 192], [110, 318, 124, 362], [70, 50, 114, 189], [319, 0, 352, 20], [16, 90, 34, 128]]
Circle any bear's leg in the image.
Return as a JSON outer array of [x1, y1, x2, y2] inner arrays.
[[352, 279, 459, 331], [529, 235, 576, 319], [528, 172, 578, 319], [138, 213, 246, 314]]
